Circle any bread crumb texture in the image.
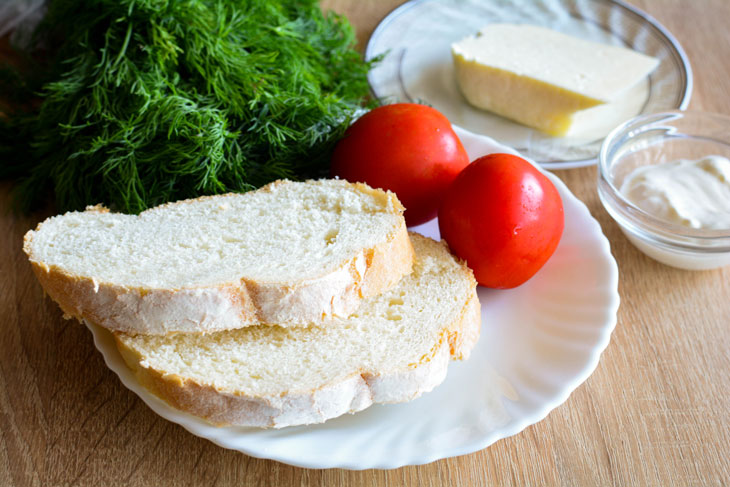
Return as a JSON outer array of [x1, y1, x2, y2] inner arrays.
[[25, 179, 404, 286]]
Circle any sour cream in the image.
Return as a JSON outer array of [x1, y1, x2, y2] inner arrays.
[[620, 155, 730, 230]]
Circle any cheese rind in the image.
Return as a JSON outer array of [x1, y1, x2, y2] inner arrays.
[[451, 24, 659, 136]]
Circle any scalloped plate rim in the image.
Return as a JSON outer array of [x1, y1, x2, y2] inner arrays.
[[86, 128, 620, 469]]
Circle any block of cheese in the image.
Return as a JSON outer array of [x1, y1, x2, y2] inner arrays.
[[451, 24, 659, 136]]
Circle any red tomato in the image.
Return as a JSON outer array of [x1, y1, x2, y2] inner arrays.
[[438, 153, 564, 289], [330, 104, 469, 226]]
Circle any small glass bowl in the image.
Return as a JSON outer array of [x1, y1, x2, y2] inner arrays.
[[598, 110, 730, 270]]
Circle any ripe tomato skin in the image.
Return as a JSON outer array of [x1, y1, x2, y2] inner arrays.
[[438, 153, 564, 289], [330, 104, 470, 226]]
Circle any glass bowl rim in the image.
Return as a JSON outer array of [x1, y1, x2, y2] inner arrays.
[[598, 109, 730, 249]]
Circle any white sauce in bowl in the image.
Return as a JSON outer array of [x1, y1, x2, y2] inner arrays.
[[620, 155, 730, 230]]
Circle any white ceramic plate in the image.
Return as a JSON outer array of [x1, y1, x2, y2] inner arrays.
[[88, 128, 619, 469], [365, 0, 692, 168]]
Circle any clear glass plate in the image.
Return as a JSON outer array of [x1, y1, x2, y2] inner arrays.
[[87, 127, 620, 469], [365, 0, 691, 168]]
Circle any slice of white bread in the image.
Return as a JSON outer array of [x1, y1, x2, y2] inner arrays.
[[24, 180, 414, 335], [114, 234, 480, 428]]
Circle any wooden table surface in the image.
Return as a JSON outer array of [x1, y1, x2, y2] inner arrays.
[[2, 1, 729, 485]]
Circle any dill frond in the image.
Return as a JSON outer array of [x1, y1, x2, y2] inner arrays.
[[0, 0, 375, 213]]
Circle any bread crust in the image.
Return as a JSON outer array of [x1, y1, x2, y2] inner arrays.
[[24, 181, 415, 335], [113, 243, 481, 428]]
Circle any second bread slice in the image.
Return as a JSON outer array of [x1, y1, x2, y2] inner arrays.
[[24, 179, 414, 335]]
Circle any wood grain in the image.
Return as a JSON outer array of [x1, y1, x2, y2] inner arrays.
[[1, 1, 729, 485]]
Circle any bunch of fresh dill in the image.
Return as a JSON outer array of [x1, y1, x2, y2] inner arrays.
[[0, 0, 375, 213]]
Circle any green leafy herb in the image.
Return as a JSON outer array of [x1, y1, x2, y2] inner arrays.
[[0, 0, 376, 213]]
